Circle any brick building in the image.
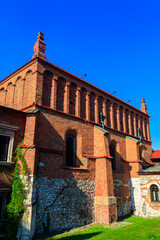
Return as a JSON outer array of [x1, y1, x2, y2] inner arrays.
[[0, 32, 159, 239]]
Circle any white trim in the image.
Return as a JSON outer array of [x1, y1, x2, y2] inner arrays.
[[147, 181, 160, 189]]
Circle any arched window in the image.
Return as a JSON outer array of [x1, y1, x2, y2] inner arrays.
[[66, 136, 76, 166], [109, 144, 116, 170], [150, 184, 159, 202]]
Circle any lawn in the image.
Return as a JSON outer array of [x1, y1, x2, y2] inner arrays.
[[42, 216, 160, 240]]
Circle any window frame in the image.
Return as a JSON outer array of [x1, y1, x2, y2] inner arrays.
[[0, 124, 16, 163], [150, 184, 160, 202], [65, 135, 76, 167]]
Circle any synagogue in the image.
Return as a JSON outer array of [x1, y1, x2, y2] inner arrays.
[[0, 33, 159, 239]]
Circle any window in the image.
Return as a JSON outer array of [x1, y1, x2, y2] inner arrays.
[[66, 136, 76, 166], [0, 125, 15, 163], [0, 136, 10, 161], [109, 144, 116, 170], [0, 190, 11, 230], [150, 184, 159, 202]]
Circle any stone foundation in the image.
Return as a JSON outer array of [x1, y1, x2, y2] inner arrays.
[[130, 178, 142, 216], [138, 175, 160, 218], [17, 175, 37, 240], [36, 177, 95, 233], [114, 179, 131, 217]]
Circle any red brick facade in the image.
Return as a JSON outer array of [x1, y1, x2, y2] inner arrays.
[[0, 33, 155, 237]]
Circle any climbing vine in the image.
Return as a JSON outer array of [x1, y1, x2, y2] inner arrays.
[[4, 145, 30, 240]]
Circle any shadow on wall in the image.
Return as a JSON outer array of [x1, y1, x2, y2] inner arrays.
[[129, 179, 135, 212], [107, 133, 132, 218], [34, 110, 95, 234]]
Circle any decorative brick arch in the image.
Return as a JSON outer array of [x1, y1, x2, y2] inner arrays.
[[113, 103, 118, 130], [130, 111, 135, 135], [125, 108, 129, 134], [5, 82, 14, 108], [0, 87, 5, 106], [42, 70, 53, 107], [140, 116, 144, 138], [90, 92, 96, 122], [106, 99, 111, 127], [119, 106, 124, 132], [56, 77, 66, 111], [69, 82, 77, 115], [80, 87, 87, 119], [23, 70, 33, 108], [135, 114, 139, 130], [144, 118, 148, 140], [98, 96, 104, 124], [14, 76, 23, 110]]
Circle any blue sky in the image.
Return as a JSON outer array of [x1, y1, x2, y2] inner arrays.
[[0, 0, 160, 149]]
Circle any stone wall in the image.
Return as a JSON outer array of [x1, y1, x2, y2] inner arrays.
[[36, 177, 95, 233], [130, 178, 142, 216], [139, 174, 160, 217], [113, 179, 131, 217], [17, 175, 37, 240]]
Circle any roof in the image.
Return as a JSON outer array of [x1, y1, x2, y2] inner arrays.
[[151, 150, 160, 159], [121, 159, 143, 163], [139, 164, 160, 173], [25, 109, 39, 114], [0, 105, 26, 116], [82, 154, 113, 159]]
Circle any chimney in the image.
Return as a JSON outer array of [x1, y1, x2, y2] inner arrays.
[[32, 32, 46, 61], [141, 98, 148, 114]]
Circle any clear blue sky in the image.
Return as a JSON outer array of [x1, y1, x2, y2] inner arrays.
[[0, 0, 160, 149]]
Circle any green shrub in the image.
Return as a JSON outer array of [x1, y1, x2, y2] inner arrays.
[[4, 146, 30, 240]]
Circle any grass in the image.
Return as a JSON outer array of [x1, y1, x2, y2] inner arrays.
[[41, 216, 160, 240]]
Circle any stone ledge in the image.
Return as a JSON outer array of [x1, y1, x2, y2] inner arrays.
[[63, 166, 89, 171], [95, 196, 117, 205]]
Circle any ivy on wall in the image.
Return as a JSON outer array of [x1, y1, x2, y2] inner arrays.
[[4, 145, 30, 240]]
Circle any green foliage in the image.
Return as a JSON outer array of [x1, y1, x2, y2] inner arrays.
[[45, 216, 160, 240], [4, 145, 30, 240]]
